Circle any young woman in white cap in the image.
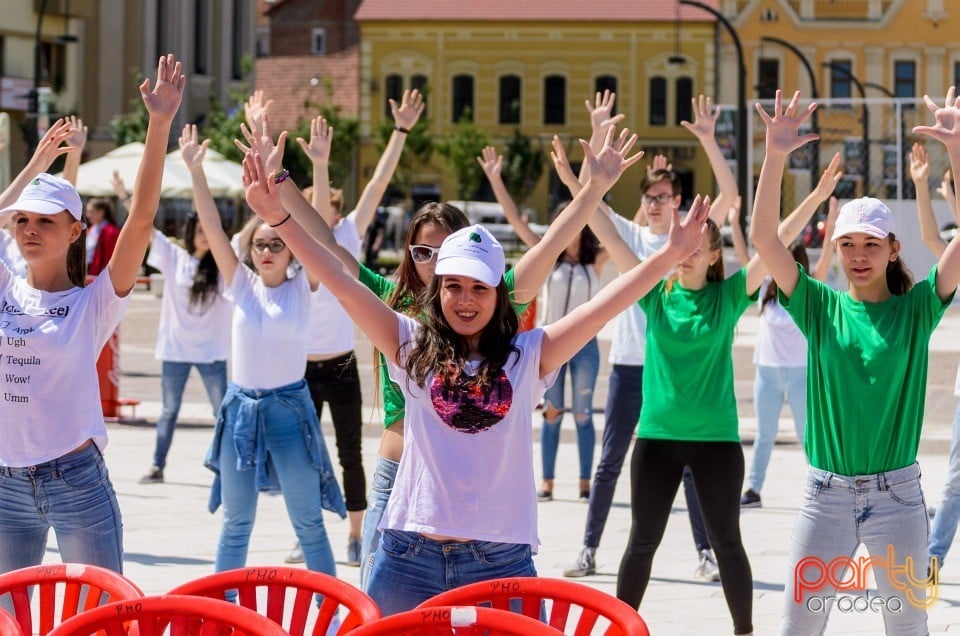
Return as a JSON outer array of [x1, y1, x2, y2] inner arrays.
[[0, 54, 184, 575], [751, 89, 960, 635]]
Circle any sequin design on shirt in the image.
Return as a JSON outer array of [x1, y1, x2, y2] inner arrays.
[[429, 368, 514, 433]]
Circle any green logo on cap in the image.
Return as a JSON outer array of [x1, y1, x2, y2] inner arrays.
[[469, 232, 482, 243]]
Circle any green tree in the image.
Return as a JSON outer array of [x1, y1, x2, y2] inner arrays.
[[304, 99, 359, 188], [110, 69, 149, 145], [501, 129, 544, 205], [436, 111, 489, 201], [375, 118, 433, 196]]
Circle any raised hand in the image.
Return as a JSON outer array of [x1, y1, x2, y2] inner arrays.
[[391, 89, 425, 130], [680, 95, 721, 140], [296, 116, 333, 165], [244, 90, 274, 127], [646, 154, 673, 177], [550, 136, 580, 192], [111, 170, 129, 199], [235, 113, 287, 176], [65, 115, 88, 150], [726, 195, 742, 227], [812, 152, 843, 201], [668, 194, 710, 259], [756, 89, 819, 156], [179, 124, 211, 168], [937, 169, 955, 201], [579, 125, 643, 192], [27, 118, 76, 172], [914, 87, 960, 148], [909, 143, 930, 184], [241, 151, 285, 225], [824, 196, 840, 240], [476, 146, 503, 180], [140, 54, 185, 123], [585, 89, 625, 132]]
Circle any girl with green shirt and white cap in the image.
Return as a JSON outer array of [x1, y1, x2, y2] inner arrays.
[[751, 89, 960, 636]]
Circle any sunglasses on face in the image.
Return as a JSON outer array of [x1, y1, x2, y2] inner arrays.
[[252, 238, 286, 254], [409, 244, 440, 263], [642, 193, 674, 206]]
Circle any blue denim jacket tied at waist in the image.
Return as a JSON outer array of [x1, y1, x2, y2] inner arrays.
[[204, 379, 346, 518]]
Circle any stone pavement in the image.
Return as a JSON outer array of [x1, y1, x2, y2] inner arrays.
[[63, 288, 960, 633]]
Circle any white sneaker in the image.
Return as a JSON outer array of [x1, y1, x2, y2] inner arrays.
[[694, 549, 721, 582]]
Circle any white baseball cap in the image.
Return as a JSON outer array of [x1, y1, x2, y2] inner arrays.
[[435, 225, 505, 287], [831, 197, 895, 241], [0, 173, 83, 222]]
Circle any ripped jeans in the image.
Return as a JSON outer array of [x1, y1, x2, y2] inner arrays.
[[541, 337, 599, 481]]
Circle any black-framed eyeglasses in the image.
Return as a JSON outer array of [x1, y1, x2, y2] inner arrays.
[[642, 193, 674, 206], [409, 244, 440, 263], [252, 238, 286, 254]]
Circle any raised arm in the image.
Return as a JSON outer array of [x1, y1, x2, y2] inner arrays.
[[61, 116, 87, 186], [911, 143, 947, 258], [937, 169, 959, 224], [578, 90, 625, 185], [108, 54, 184, 295], [180, 124, 238, 283], [511, 126, 643, 303], [477, 146, 540, 248], [727, 195, 749, 267], [913, 87, 960, 300], [0, 119, 75, 210], [812, 196, 839, 282], [681, 95, 738, 225], [749, 90, 820, 298], [353, 89, 425, 235], [540, 195, 709, 376], [242, 151, 401, 361], [296, 115, 336, 226]]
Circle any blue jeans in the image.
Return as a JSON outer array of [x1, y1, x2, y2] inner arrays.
[[154, 360, 227, 469], [360, 453, 397, 591], [541, 337, 599, 481], [366, 529, 537, 616], [748, 364, 806, 493], [584, 364, 642, 548], [0, 444, 123, 575], [929, 401, 960, 564], [782, 464, 930, 636], [214, 392, 336, 580]]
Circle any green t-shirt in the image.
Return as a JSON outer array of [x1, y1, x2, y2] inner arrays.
[[358, 264, 528, 428], [637, 268, 756, 442], [781, 264, 952, 475]]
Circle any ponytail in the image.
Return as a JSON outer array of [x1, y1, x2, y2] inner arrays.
[[886, 234, 913, 296], [67, 229, 87, 287]]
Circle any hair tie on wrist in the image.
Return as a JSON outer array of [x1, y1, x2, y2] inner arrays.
[[273, 169, 291, 185], [395, 125, 410, 134], [269, 213, 292, 228]]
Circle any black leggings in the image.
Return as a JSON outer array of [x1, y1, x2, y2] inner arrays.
[[617, 439, 753, 635]]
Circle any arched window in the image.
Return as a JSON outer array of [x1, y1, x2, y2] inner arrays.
[[595, 75, 618, 114], [452, 74, 474, 122], [675, 77, 693, 124], [544, 75, 567, 125], [384, 74, 403, 119], [650, 76, 667, 126], [411, 74, 428, 117], [499, 75, 522, 124]]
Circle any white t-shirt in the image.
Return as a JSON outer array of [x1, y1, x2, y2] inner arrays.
[[608, 211, 668, 365], [382, 314, 558, 549], [147, 230, 232, 363], [753, 278, 807, 368], [228, 264, 311, 390], [0, 264, 129, 467], [541, 262, 599, 326], [0, 229, 26, 278], [307, 213, 363, 355]]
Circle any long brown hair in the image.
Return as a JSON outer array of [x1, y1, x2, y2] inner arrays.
[[885, 233, 914, 295], [67, 228, 86, 287], [762, 242, 810, 312], [404, 276, 520, 391], [665, 217, 724, 293], [388, 202, 469, 313]]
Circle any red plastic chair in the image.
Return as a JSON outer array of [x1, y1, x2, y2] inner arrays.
[[350, 605, 557, 635], [47, 594, 287, 635], [0, 607, 23, 635], [417, 577, 649, 636], [0, 563, 143, 635], [167, 566, 380, 635]]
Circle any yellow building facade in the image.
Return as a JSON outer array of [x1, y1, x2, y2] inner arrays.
[[355, 8, 721, 219]]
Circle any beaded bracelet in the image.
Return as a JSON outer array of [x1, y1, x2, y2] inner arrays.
[[273, 169, 291, 185]]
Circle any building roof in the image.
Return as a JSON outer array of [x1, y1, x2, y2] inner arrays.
[[254, 46, 359, 132], [354, 0, 718, 22]]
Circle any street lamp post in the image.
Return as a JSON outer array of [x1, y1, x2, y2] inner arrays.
[[760, 37, 820, 189], [679, 0, 748, 202], [823, 62, 871, 196]]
